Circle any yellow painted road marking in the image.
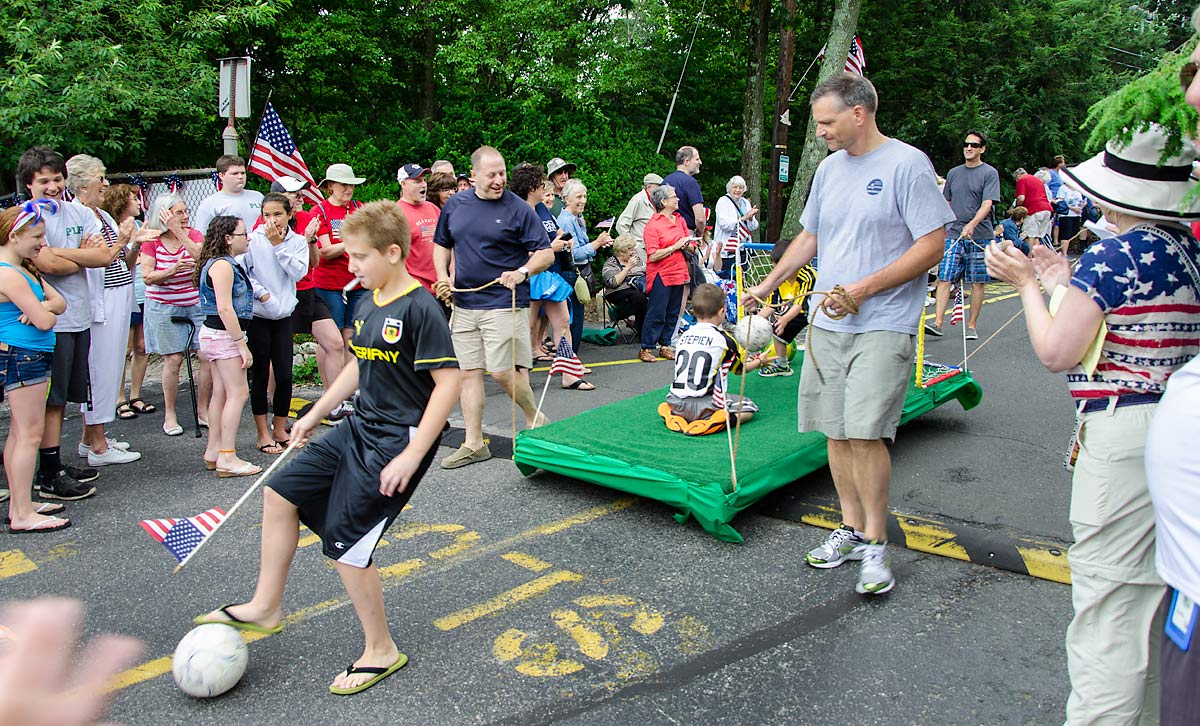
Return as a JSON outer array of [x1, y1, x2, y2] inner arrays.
[[109, 496, 638, 692], [433, 570, 584, 631], [0, 550, 38, 579], [551, 608, 608, 659], [494, 628, 585, 677], [391, 522, 481, 560], [575, 595, 665, 635], [502, 552, 554, 572]]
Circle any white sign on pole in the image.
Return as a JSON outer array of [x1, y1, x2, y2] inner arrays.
[[217, 57, 252, 118]]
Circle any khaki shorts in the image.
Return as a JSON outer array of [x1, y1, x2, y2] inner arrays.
[[451, 306, 532, 372], [798, 326, 914, 441], [1022, 210, 1052, 240]]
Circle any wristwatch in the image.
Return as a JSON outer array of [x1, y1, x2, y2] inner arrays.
[[518, 266, 530, 281]]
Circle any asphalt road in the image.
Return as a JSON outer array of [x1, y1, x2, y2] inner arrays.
[[1, 285, 1080, 725]]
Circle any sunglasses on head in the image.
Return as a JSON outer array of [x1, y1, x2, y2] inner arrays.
[[963, 141, 984, 148], [1181, 60, 1199, 91]]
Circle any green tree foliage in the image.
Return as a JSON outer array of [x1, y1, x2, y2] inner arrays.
[[0, 0, 284, 172], [1083, 45, 1198, 160]]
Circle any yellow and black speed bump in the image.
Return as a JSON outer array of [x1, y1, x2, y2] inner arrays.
[[785, 499, 1072, 585]]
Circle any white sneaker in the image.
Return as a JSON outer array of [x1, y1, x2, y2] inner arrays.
[[77, 438, 131, 458], [856, 542, 895, 595], [87, 446, 142, 467]]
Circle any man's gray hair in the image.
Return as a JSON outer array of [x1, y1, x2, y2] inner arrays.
[[65, 154, 106, 194], [561, 178, 587, 202], [809, 72, 878, 114], [726, 175, 747, 194], [675, 146, 698, 166], [650, 184, 675, 211], [144, 194, 185, 232]]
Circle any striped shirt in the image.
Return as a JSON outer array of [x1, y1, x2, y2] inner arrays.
[[1067, 223, 1200, 399], [98, 215, 135, 289], [143, 235, 201, 306]]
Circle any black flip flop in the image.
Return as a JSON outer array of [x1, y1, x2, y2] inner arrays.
[[8, 516, 71, 534], [5, 502, 65, 524], [562, 379, 596, 390]]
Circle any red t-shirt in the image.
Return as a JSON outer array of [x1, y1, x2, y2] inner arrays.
[[644, 212, 691, 292], [1015, 175, 1052, 215], [310, 200, 361, 290], [397, 199, 440, 293]]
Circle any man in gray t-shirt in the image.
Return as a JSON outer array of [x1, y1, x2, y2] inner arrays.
[[744, 73, 951, 598], [929, 131, 1001, 339]]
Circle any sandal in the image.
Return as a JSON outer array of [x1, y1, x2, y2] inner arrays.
[[128, 397, 157, 414], [115, 401, 137, 420], [217, 462, 263, 478], [533, 354, 555, 363], [258, 442, 286, 455], [9, 515, 71, 534], [5, 502, 66, 524], [562, 379, 596, 390]]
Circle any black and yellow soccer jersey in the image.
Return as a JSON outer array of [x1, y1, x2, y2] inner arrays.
[[772, 264, 818, 314], [350, 282, 458, 430]]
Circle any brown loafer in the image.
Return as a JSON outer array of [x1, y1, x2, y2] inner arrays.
[[639, 349, 657, 363], [658, 346, 676, 360]]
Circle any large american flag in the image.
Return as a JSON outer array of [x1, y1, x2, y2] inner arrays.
[[549, 335, 587, 378], [820, 34, 866, 76], [140, 508, 227, 564], [248, 102, 323, 206]]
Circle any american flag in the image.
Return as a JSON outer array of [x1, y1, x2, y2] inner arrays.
[[549, 335, 587, 378], [210, 170, 222, 192], [950, 285, 964, 325], [164, 173, 183, 195], [140, 508, 226, 563], [127, 174, 149, 211], [820, 34, 866, 76], [248, 102, 323, 206]]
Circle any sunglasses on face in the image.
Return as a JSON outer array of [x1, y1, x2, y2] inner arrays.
[[1181, 61, 1199, 91], [963, 141, 984, 149]]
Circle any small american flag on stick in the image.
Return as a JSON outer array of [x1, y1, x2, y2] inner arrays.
[[140, 508, 227, 564], [549, 336, 586, 378], [950, 285, 964, 325]]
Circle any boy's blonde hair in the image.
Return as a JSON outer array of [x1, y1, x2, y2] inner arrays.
[[691, 283, 726, 319], [340, 200, 411, 258]]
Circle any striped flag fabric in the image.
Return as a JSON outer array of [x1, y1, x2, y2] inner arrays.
[[819, 34, 866, 76], [549, 335, 586, 378], [950, 285, 965, 325], [248, 102, 323, 206], [140, 508, 227, 563]]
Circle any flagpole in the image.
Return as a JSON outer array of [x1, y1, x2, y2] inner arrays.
[[173, 440, 298, 574], [655, 0, 707, 155], [960, 286, 968, 372]]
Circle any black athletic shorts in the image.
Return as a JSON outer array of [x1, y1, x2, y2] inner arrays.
[[1161, 587, 1200, 726], [46, 329, 91, 407], [268, 416, 435, 567], [290, 288, 333, 335], [774, 315, 807, 345]]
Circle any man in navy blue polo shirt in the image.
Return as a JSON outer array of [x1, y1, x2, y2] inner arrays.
[[433, 146, 556, 469], [662, 146, 707, 245]]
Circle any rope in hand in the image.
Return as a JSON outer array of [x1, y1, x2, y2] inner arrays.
[[435, 278, 521, 446], [728, 285, 861, 492]]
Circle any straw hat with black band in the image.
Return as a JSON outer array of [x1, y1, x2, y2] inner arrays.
[[1061, 125, 1200, 222]]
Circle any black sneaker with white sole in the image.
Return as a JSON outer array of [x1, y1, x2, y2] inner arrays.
[[65, 464, 100, 484], [37, 469, 97, 501]]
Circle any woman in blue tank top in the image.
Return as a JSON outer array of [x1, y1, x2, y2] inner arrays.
[[0, 201, 69, 533]]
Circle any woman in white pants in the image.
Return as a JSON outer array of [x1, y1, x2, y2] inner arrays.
[[65, 155, 156, 466]]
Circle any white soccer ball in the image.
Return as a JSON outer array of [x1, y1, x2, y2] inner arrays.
[[172, 624, 248, 698], [733, 315, 774, 352]]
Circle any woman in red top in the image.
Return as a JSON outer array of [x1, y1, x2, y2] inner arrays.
[[310, 164, 366, 417], [640, 184, 694, 362]]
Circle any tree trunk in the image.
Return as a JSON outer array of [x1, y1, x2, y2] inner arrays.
[[779, 0, 862, 239], [766, 0, 797, 244], [420, 26, 437, 130], [738, 0, 771, 226]]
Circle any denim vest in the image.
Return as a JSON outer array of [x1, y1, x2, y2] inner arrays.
[[198, 256, 253, 319]]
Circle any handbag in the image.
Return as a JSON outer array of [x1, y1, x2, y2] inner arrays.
[[573, 274, 592, 303]]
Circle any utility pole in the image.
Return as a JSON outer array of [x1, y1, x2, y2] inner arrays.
[[766, 0, 797, 244]]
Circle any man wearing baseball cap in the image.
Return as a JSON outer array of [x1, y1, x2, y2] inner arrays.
[[616, 173, 664, 249], [396, 164, 441, 299], [546, 157, 577, 216]]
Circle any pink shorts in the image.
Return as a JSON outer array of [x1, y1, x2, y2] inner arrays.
[[198, 325, 244, 361]]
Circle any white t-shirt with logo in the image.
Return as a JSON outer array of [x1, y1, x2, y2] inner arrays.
[[191, 189, 264, 237], [800, 139, 954, 335], [42, 200, 102, 333]]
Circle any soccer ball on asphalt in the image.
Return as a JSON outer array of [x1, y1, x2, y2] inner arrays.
[[172, 624, 248, 698], [733, 315, 774, 353]]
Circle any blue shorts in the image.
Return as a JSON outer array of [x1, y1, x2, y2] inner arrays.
[[0, 343, 53, 392], [937, 238, 990, 284], [315, 287, 369, 331]]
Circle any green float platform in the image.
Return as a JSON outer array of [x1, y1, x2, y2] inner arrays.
[[513, 354, 983, 542]]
